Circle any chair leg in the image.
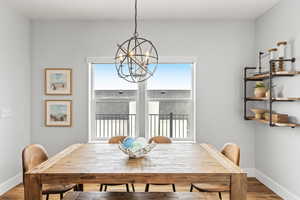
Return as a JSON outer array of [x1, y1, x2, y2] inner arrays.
[[190, 184, 194, 192], [145, 184, 150, 192], [99, 184, 103, 192], [77, 184, 84, 191], [104, 184, 107, 192], [46, 194, 49, 200], [131, 184, 135, 192], [60, 193, 63, 200], [126, 184, 130, 192], [172, 184, 176, 192], [218, 192, 222, 200]]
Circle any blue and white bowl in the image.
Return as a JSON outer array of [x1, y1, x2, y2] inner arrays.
[[119, 137, 156, 158]]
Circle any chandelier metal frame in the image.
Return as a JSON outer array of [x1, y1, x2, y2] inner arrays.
[[114, 0, 158, 83]]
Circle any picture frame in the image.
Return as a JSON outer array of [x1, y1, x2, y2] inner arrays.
[[45, 100, 72, 127], [45, 68, 72, 95]]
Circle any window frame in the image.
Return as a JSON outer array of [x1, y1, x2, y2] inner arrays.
[[87, 57, 197, 143]]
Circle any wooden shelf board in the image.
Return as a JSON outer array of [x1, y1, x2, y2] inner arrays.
[[246, 71, 300, 81], [246, 97, 300, 101], [246, 116, 300, 127]]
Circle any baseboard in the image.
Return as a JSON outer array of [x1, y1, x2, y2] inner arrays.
[[239, 168, 299, 200], [243, 168, 256, 177], [255, 169, 300, 200], [0, 173, 22, 196]]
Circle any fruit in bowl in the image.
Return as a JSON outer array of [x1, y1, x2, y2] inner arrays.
[[119, 137, 156, 158]]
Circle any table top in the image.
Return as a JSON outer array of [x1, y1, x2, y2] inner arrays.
[[28, 143, 243, 176]]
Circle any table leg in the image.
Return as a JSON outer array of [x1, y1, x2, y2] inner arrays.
[[24, 174, 42, 200], [230, 174, 247, 200]]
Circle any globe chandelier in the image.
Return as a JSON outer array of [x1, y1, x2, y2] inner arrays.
[[115, 0, 158, 83]]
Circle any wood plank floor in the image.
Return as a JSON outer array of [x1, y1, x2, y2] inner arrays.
[[0, 178, 282, 200]]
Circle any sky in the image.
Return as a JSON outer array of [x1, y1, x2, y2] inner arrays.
[[94, 63, 192, 90]]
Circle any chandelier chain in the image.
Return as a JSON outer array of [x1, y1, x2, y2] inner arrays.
[[134, 0, 138, 36]]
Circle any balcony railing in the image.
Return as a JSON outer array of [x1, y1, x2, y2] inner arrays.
[[96, 114, 136, 138], [95, 113, 190, 140]]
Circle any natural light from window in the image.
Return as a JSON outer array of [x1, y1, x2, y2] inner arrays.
[[94, 63, 192, 90]]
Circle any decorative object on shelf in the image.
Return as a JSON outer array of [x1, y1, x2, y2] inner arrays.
[[266, 84, 276, 98], [114, 0, 158, 83], [254, 81, 266, 98], [277, 41, 288, 72], [275, 84, 284, 98], [119, 137, 156, 158], [45, 100, 72, 127], [251, 109, 266, 119], [264, 112, 289, 123], [268, 48, 278, 72], [256, 52, 263, 74], [265, 90, 270, 98], [265, 90, 271, 99], [45, 68, 72, 95]]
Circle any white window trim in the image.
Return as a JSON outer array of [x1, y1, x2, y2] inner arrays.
[[87, 56, 197, 143]]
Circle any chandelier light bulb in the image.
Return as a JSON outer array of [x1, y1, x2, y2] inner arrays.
[[129, 51, 134, 57], [119, 53, 124, 61]]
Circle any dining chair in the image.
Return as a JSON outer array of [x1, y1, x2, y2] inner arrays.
[[145, 136, 176, 192], [148, 136, 173, 144], [99, 136, 135, 192], [22, 144, 77, 200], [190, 143, 240, 200]]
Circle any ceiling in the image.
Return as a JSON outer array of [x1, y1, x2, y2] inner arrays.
[[5, 0, 280, 20]]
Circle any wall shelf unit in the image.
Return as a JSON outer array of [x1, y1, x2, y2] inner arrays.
[[244, 54, 299, 128]]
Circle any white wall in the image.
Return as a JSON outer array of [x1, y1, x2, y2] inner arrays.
[[255, 0, 300, 199], [31, 20, 256, 169], [0, 0, 31, 190]]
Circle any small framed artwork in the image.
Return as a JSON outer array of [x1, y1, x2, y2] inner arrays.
[[45, 68, 72, 95], [45, 100, 72, 127]]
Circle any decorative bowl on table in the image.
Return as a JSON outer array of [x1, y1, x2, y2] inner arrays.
[[119, 137, 156, 159]]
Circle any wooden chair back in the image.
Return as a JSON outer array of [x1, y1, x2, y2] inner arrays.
[[22, 144, 48, 183], [149, 136, 172, 144], [108, 136, 127, 144], [221, 143, 240, 166]]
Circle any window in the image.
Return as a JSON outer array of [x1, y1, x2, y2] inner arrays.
[[146, 64, 193, 140], [88, 59, 195, 142]]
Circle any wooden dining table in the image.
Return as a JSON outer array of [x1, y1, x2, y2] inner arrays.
[[25, 143, 247, 200]]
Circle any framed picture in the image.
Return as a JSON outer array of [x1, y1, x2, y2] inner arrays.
[[45, 68, 72, 95], [45, 100, 72, 127]]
